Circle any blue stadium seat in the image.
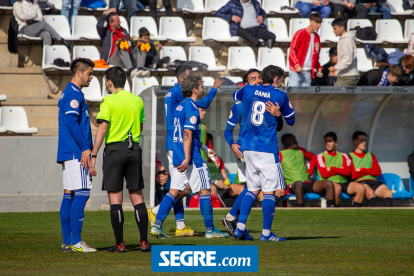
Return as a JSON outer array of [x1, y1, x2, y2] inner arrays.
[[378, 173, 414, 200], [409, 176, 414, 194]]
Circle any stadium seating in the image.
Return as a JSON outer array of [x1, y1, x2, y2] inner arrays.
[[73, 46, 107, 71], [386, 0, 413, 15], [376, 19, 407, 44], [315, 175, 352, 200], [189, 46, 226, 71], [202, 17, 239, 42], [257, 47, 286, 71], [159, 17, 196, 42], [204, 0, 224, 11], [82, 76, 102, 102], [102, 78, 131, 97], [319, 47, 330, 67], [160, 46, 187, 63], [162, 76, 178, 85], [43, 15, 79, 40], [72, 16, 100, 40], [42, 45, 71, 71], [319, 18, 339, 43], [404, 19, 414, 41], [176, 0, 211, 13], [130, 16, 166, 41], [47, 0, 62, 10], [202, 76, 215, 86], [227, 46, 256, 71], [119, 16, 129, 33], [132, 76, 159, 96], [383, 48, 398, 54], [265, 18, 290, 43], [410, 176, 414, 194], [289, 18, 310, 39], [356, 48, 374, 72], [81, 0, 108, 11], [0, 106, 38, 134], [347, 19, 382, 43], [224, 76, 243, 84], [379, 173, 414, 200], [262, 0, 299, 14], [0, 95, 6, 101]]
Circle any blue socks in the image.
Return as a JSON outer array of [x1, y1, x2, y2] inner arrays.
[[70, 189, 90, 245], [154, 192, 175, 227], [60, 193, 74, 244], [262, 194, 276, 235], [173, 198, 185, 227], [229, 188, 248, 217], [199, 195, 214, 231], [237, 191, 257, 230]]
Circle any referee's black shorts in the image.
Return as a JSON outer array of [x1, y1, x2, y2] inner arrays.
[[102, 142, 144, 192]]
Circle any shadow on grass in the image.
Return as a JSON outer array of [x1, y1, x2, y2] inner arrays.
[[285, 236, 341, 241]]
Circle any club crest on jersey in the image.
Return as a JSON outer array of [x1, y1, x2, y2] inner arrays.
[[70, 100, 79, 109], [254, 90, 270, 98], [229, 111, 233, 119], [190, 116, 197, 124]]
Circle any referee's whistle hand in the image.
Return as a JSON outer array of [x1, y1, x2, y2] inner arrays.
[[81, 149, 91, 168], [89, 158, 97, 176]]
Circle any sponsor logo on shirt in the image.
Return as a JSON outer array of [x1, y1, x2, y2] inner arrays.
[[176, 105, 183, 111], [70, 100, 79, 109]]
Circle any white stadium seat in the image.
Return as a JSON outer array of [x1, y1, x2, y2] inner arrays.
[[262, 0, 299, 14], [204, 0, 225, 11], [265, 18, 290, 43], [405, 20, 414, 40], [383, 48, 398, 54], [376, 19, 406, 43], [227, 46, 256, 71], [347, 19, 382, 43], [189, 46, 226, 71], [130, 16, 165, 41], [73, 46, 106, 71], [42, 45, 71, 70], [224, 76, 243, 84], [357, 48, 373, 72], [386, 0, 413, 15], [160, 46, 187, 62], [47, 0, 62, 10], [72, 16, 100, 40], [319, 18, 338, 43], [132, 77, 159, 96], [162, 76, 178, 85], [257, 47, 286, 71], [202, 77, 215, 86], [159, 17, 196, 42], [82, 76, 102, 102], [202, 17, 239, 42], [43, 15, 79, 40], [102, 79, 131, 97], [0, 95, 7, 101], [319, 47, 330, 67], [177, 0, 211, 13], [0, 106, 38, 134], [119, 16, 129, 33], [289, 18, 310, 39]]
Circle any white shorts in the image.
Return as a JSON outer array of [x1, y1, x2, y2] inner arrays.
[[244, 151, 285, 192], [170, 160, 211, 193], [237, 158, 246, 183], [62, 159, 92, 191]]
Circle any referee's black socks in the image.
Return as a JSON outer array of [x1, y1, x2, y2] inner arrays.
[[110, 204, 124, 245], [134, 203, 149, 242]]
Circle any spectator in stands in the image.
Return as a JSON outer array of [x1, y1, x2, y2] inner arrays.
[[358, 65, 402, 86], [408, 151, 414, 181], [408, 33, 414, 56], [329, 18, 359, 86], [317, 132, 366, 207], [288, 13, 323, 87], [135, 27, 169, 69], [61, 0, 81, 29], [97, 8, 149, 77], [316, 46, 337, 86], [295, 0, 332, 18], [215, 0, 275, 48], [13, 0, 73, 50], [155, 155, 169, 205], [349, 131, 393, 207], [280, 134, 336, 207], [109, 0, 137, 22], [330, 0, 368, 19], [403, 0, 414, 10], [396, 55, 414, 86], [358, 0, 391, 19], [142, 0, 174, 26]]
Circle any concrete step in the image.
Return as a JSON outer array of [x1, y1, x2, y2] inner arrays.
[[0, 44, 18, 67], [0, 67, 49, 98]]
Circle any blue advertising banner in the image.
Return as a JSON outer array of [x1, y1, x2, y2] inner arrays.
[[151, 245, 259, 272]]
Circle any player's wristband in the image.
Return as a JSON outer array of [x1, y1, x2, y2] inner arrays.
[[207, 149, 216, 163], [201, 144, 209, 153]]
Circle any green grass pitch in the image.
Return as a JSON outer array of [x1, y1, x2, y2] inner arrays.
[[1, 209, 413, 275]]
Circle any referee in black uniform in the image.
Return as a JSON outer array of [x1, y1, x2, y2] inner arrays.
[[89, 66, 150, 252]]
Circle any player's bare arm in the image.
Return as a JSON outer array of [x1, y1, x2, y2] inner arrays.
[[231, 144, 243, 158], [212, 74, 225, 89], [89, 122, 108, 176], [178, 129, 192, 172]]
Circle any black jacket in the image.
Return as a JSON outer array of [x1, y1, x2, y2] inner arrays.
[[315, 61, 336, 86], [358, 65, 391, 86], [396, 59, 414, 86]]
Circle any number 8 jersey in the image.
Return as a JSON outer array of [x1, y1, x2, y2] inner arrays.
[[233, 84, 295, 158], [172, 98, 204, 166]]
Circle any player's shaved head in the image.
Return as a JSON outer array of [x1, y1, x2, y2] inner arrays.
[[70, 58, 95, 77], [281, 133, 297, 149], [262, 65, 284, 86], [181, 74, 203, 98]]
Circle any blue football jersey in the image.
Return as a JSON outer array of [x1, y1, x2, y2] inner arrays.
[[172, 98, 204, 166], [226, 101, 244, 146], [57, 82, 92, 163], [233, 84, 295, 157], [164, 83, 218, 152]]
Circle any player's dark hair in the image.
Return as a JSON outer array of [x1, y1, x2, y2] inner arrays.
[[107, 12, 118, 24], [139, 27, 150, 37], [105, 66, 126, 89], [262, 65, 284, 85], [175, 64, 193, 78], [332, 18, 346, 28], [281, 133, 297, 148], [70, 58, 95, 77], [309, 13, 322, 23], [181, 74, 202, 98], [329, 46, 337, 56], [243, 68, 261, 84], [324, 132, 337, 142], [352, 130, 367, 141], [207, 133, 213, 142]]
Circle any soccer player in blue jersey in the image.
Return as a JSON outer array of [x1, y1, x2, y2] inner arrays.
[[232, 65, 295, 242], [57, 58, 97, 253], [221, 68, 285, 235], [150, 74, 230, 239], [148, 65, 224, 236]]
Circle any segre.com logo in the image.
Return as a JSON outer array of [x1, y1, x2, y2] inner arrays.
[[151, 245, 258, 272]]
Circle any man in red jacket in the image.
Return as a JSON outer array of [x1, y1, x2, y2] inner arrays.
[[288, 13, 323, 87]]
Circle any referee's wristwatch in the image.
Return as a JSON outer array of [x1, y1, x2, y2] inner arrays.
[[90, 154, 97, 158]]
